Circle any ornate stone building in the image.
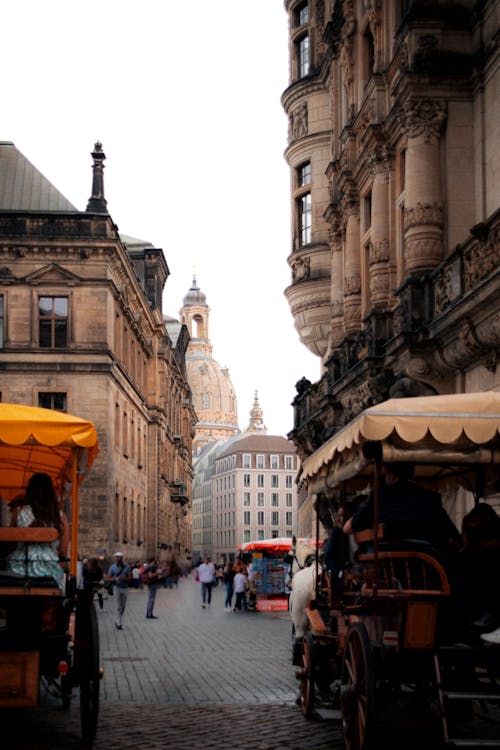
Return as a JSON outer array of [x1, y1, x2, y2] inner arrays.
[[282, 2, 500, 529], [0, 141, 196, 566], [180, 277, 239, 453]]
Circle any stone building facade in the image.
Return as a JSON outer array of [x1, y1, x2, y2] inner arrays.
[[282, 1, 500, 532], [0, 141, 196, 566]]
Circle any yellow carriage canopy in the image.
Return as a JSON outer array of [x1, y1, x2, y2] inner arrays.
[[302, 391, 500, 495], [0, 403, 99, 503]]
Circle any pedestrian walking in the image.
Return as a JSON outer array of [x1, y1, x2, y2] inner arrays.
[[106, 552, 132, 629], [142, 557, 160, 618], [198, 555, 215, 608], [233, 567, 248, 612], [223, 561, 235, 611], [131, 563, 141, 589]]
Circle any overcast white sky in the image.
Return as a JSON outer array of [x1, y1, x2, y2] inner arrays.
[[3, 1, 320, 436]]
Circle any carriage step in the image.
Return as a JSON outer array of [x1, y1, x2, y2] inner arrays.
[[446, 740, 500, 747], [443, 689, 500, 702]]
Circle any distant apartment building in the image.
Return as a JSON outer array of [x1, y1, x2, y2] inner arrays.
[[212, 431, 299, 564]]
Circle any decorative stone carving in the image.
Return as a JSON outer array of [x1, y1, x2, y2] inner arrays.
[[368, 239, 389, 265], [357, 97, 376, 139], [392, 301, 409, 336], [291, 255, 311, 282], [290, 102, 308, 141], [340, 1, 357, 117], [434, 267, 454, 316], [344, 271, 361, 295], [440, 318, 481, 371], [463, 228, 500, 292], [399, 98, 447, 141], [404, 202, 444, 230], [398, 43, 409, 72], [363, 0, 383, 72], [405, 238, 443, 269]]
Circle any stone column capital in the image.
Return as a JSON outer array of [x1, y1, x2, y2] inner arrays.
[[399, 98, 447, 141]]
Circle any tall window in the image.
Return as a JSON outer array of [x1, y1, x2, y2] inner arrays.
[[286, 475, 293, 489], [244, 492, 251, 506], [257, 474, 264, 488], [286, 512, 293, 526], [38, 392, 66, 412], [297, 33, 310, 78], [271, 475, 279, 488], [271, 512, 279, 526], [271, 493, 279, 507], [271, 455, 279, 469], [243, 454, 251, 468], [244, 511, 251, 525], [285, 455, 294, 470], [256, 454, 265, 469], [244, 474, 251, 487], [257, 492, 264, 507], [298, 163, 311, 187], [299, 192, 312, 246], [0, 295, 3, 348], [243, 530, 251, 543], [258, 511, 264, 525], [295, 1, 309, 26], [39, 296, 68, 348]]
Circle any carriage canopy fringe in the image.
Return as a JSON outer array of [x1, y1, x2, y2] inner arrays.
[[301, 391, 500, 489]]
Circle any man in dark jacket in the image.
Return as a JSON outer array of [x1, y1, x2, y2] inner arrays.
[[343, 462, 460, 552]]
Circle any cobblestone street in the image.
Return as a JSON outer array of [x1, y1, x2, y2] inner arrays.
[[0, 577, 343, 749]]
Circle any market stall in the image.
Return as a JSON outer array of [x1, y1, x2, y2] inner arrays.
[[238, 537, 319, 611]]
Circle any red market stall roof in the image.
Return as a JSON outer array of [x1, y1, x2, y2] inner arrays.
[[238, 537, 321, 553]]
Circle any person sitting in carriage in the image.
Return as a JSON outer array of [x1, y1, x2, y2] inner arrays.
[[342, 462, 460, 554]]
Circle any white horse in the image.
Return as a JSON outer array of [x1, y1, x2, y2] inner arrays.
[[287, 538, 322, 666]]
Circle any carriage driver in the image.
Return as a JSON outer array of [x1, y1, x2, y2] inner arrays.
[[342, 462, 460, 553]]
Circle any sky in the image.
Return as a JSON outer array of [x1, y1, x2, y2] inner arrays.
[[3, 1, 320, 436]]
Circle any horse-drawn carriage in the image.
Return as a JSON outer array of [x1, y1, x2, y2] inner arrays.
[[0, 403, 100, 745], [292, 392, 500, 749]]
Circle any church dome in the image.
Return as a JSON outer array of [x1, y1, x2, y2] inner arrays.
[[183, 276, 207, 307]]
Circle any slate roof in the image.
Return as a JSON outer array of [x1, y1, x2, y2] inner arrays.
[[0, 141, 78, 212]]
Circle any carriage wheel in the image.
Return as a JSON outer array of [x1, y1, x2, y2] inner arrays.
[[299, 632, 316, 719], [75, 599, 100, 745], [340, 623, 375, 750]]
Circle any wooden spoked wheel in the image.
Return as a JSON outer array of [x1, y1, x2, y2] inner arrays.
[[300, 632, 316, 719], [340, 623, 375, 750], [75, 599, 100, 746]]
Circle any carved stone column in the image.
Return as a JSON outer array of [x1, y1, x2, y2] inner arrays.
[[343, 193, 362, 335], [400, 99, 446, 272], [368, 147, 391, 308], [329, 221, 344, 349]]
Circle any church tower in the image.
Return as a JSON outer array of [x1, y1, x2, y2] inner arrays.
[[245, 390, 267, 434], [181, 277, 239, 452]]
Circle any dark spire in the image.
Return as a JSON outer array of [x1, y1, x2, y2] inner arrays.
[[86, 141, 108, 213]]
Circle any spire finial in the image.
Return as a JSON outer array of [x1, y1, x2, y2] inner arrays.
[[86, 141, 108, 214]]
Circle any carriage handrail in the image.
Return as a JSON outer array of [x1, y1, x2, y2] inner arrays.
[[356, 550, 451, 596]]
